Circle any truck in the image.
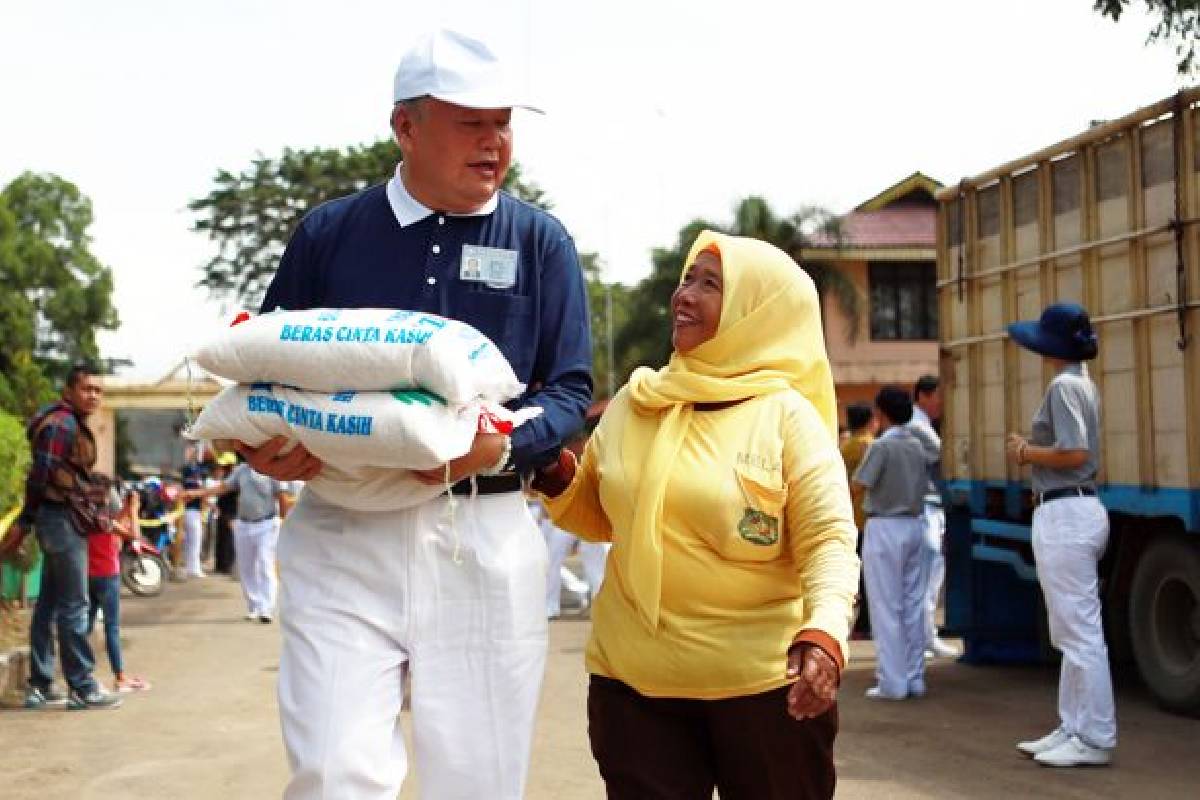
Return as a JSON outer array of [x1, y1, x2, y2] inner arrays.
[[936, 89, 1200, 716]]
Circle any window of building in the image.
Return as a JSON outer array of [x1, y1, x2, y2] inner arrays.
[[869, 261, 938, 341]]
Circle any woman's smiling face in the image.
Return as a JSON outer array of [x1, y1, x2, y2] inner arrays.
[[670, 249, 723, 353]]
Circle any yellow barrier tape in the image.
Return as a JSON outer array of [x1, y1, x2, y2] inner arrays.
[[1, 505, 21, 538], [137, 503, 186, 529]]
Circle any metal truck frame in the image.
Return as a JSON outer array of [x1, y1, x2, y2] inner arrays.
[[936, 89, 1200, 716]]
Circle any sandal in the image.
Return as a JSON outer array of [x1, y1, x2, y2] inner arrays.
[[116, 675, 152, 693]]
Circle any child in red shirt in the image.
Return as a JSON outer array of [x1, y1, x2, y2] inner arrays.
[[87, 486, 150, 692]]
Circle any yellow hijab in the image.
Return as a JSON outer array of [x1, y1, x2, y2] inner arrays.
[[621, 229, 838, 630]]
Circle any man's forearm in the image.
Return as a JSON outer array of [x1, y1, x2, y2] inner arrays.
[[509, 369, 592, 472]]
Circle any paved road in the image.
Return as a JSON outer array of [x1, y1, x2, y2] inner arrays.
[[1, 576, 1195, 799]]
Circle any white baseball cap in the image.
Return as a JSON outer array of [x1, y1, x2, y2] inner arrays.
[[392, 29, 542, 113]]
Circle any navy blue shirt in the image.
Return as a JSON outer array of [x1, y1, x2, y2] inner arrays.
[[260, 184, 593, 472]]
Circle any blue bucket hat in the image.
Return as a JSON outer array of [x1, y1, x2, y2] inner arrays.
[[1007, 302, 1098, 361]]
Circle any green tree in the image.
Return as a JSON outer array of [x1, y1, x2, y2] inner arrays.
[[0, 411, 31, 516], [1094, 0, 1200, 74], [612, 197, 855, 383], [191, 139, 551, 307], [0, 173, 119, 417], [581, 253, 632, 401]]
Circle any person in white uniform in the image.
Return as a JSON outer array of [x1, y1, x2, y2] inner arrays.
[[234, 29, 593, 800], [907, 375, 959, 659], [1007, 302, 1115, 768], [201, 463, 291, 622], [533, 496, 610, 618], [854, 386, 932, 700]]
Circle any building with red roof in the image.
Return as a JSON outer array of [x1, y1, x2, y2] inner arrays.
[[800, 172, 942, 424]]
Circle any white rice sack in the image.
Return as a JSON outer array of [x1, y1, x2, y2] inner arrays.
[[185, 383, 540, 470], [304, 464, 447, 511], [193, 308, 523, 403]]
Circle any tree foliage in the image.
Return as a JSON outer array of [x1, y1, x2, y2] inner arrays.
[[0, 173, 119, 417], [190, 139, 550, 307], [1094, 0, 1200, 73], [0, 411, 31, 517], [611, 196, 856, 385]]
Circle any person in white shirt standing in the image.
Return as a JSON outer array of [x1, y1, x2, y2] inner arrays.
[[907, 374, 959, 659]]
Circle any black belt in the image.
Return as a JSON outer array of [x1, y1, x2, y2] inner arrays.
[[448, 473, 523, 497], [1036, 486, 1097, 506]]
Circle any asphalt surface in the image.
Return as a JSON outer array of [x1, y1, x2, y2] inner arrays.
[[1, 573, 1196, 799]]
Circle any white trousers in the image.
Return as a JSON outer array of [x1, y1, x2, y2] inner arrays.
[[543, 523, 611, 615], [277, 489, 548, 800], [1032, 495, 1117, 749], [183, 508, 205, 577], [233, 517, 279, 616], [863, 516, 930, 697], [922, 504, 946, 643]]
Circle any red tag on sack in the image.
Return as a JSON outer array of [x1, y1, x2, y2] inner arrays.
[[231, 311, 252, 327], [477, 407, 515, 435]]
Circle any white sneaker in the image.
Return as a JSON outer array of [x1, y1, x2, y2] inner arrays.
[[927, 637, 960, 658], [1016, 727, 1070, 757], [865, 686, 907, 700], [1033, 735, 1112, 767]]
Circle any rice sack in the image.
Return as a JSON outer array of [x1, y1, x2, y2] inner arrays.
[[304, 464, 446, 512], [192, 308, 523, 403], [186, 383, 540, 471]]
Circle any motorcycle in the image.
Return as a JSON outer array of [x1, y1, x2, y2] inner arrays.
[[120, 536, 169, 597]]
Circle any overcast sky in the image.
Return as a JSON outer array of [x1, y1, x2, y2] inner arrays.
[[0, 0, 1185, 378]]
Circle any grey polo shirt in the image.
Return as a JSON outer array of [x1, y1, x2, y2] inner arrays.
[[854, 425, 930, 518], [1030, 363, 1101, 495], [225, 464, 284, 522]]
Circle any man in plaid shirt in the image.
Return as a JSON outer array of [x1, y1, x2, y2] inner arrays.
[[4, 364, 123, 710]]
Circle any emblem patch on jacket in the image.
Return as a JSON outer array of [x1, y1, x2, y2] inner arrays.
[[738, 508, 779, 545]]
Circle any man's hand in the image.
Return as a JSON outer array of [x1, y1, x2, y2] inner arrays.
[[236, 437, 323, 482], [1006, 433, 1028, 465], [0, 520, 29, 560], [412, 433, 506, 486], [786, 643, 839, 721]]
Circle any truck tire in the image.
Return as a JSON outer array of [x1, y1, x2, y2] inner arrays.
[[1129, 535, 1200, 716]]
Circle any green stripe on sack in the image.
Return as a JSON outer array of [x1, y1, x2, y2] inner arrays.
[[389, 389, 446, 407]]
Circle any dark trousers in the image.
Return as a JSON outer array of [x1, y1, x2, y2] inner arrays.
[[29, 504, 98, 693], [588, 675, 838, 800], [214, 515, 235, 574], [87, 575, 124, 676]]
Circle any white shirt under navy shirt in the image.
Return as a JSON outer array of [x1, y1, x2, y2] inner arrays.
[[260, 168, 594, 472]]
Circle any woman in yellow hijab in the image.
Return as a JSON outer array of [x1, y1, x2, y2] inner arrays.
[[535, 230, 859, 799]]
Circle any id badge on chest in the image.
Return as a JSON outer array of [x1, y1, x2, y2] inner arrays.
[[460, 245, 519, 290]]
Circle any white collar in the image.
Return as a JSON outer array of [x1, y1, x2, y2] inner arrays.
[[385, 163, 498, 228], [911, 406, 932, 427]]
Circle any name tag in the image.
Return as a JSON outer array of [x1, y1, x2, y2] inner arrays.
[[460, 245, 519, 289]]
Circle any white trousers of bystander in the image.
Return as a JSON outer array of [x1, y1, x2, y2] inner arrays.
[[182, 508, 205, 577], [233, 517, 278, 617], [1031, 495, 1117, 750], [863, 516, 930, 698], [277, 489, 548, 800], [922, 503, 946, 644]]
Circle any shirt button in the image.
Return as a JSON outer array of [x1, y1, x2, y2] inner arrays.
[[437, 216, 445, 225], [426, 276, 437, 285], [431, 244, 441, 254]]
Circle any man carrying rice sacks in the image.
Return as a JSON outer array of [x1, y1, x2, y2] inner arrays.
[[229, 30, 592, 800]]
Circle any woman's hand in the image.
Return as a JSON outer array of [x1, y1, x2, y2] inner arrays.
[[786, 643, 839, 721], [530, 448, 578, 498]]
